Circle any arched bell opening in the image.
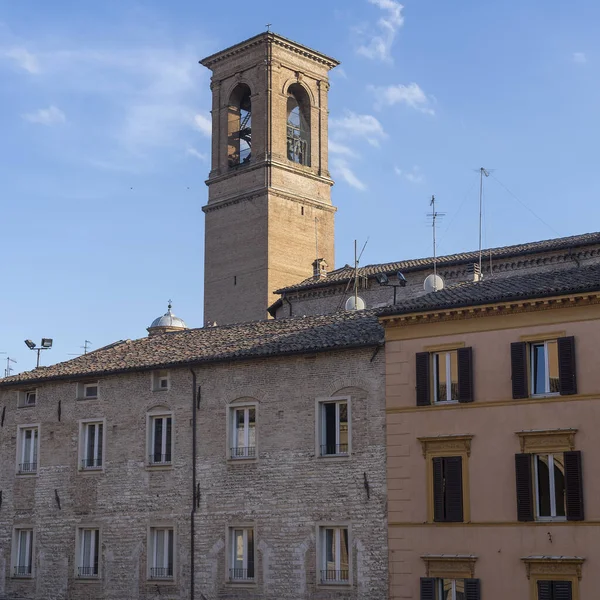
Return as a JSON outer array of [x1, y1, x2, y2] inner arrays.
[[286, 83, 311, 166], [228, 83, 252, 168]]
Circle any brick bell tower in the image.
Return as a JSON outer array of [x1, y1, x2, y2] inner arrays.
[[200, 32, 339, 325]]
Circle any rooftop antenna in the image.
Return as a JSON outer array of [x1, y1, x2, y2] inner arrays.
[[427, 195, 445, 290], [266, 23, 272, 32], [478, 167, 490, 278], [315, 216, 319, 264], [4, 356, 16, 378], [69, 340, 92, 357]]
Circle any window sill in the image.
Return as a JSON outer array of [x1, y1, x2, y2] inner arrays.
[[146, 578, 175, 585], [536, 516, 567, 523], [434, 400, 459, 405], [17, 404, 36, 409], [227, 579, 257, 587], [318, 453, 350, 460], [75, 576, 101, 583], [78, 468, 104, 475], [317, 582, 352, 589], [530, 393, 560, 399], [228, 456, 258, 464], [11, 574, 34, 580], [16, 471, 38, 477], [152, 388, 169, 393], [76, 397, 99, 401], [146, 464, 173, 471]]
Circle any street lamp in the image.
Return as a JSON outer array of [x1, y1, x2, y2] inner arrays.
[[376, 271, 407, 305], [24, 338, 53, 368]]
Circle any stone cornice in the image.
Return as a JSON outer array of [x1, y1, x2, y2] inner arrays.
[[522, 556, 584, 580]]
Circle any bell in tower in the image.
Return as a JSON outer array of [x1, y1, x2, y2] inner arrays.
[[200, 32, 339, 326]]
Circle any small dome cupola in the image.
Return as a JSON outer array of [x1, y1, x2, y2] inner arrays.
[[147, 301, 188, 336]]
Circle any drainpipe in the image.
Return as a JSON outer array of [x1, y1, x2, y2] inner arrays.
[[190, 370, 198, 600]]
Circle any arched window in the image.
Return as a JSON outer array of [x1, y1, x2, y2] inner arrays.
[[287, 84, 310, 166], [228, 84, 252, 168]]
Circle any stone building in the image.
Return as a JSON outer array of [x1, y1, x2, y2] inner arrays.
[[380, 265, 600, 600]]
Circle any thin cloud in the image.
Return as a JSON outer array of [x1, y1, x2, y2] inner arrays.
[[4, 47, 40, 74], [22, 105, 66, 125], [395, 165, 423, 184], [328, 140, 357, 158], [194, 113, 212, 137], [331, 157, 367, 191], [573, 52, 586, 64], [186, 147, 207, 161], [357, 0, 404, 63], [330, 111, 387, 146], [370, 82, 435, 115]]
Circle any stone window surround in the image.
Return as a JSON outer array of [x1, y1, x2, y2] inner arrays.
[[77, 418, 107, 474], [226, 399, 259, 463], [16, 423, 40, 476], [418, 434, 473, 523], [74, 525, 101, 581], [146, 408, 174, 470], [17, 388, 37, 408], [225, 523, 256, 587], [516, 429, 577, 454], [315, 395, 352, 459], [146, 523, 176, 584], [11, 526, 35, 579], [151, 370, 171, 392], [76, 381, 99, 400], [315, 522, 353, 589], [522, 556, 584, 600]]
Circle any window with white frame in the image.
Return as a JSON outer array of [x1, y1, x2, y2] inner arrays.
[[149, 414, 172, 465], [13, 528, 33, 577], [230, 527, 254, 581], [320, 526, 349, 584], [77, 528, 99, 578], [149, 527, 173, 579], [18, 426, 38, 474], [535, 453, 566, 519], [81, 422, 103, 470], [77, 381, 99, 400], [531, 340, 559, 395], [152, 370, 170, 391], [320, 399, 349, 456], [230, 406, 256, 459], [18, 390, 37, 408], [433, 350, 459, 403], [435, 578, 466, 599]]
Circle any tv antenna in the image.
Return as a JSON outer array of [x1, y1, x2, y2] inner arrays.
[[427, 195, 445, 287], [4, 356, 17, 378], [69, 340, 92, 357], [478, 168, 491, 278], [346, 239, 368, 311]]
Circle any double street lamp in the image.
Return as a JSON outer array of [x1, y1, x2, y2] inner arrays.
[[24, 338, 53, 368]]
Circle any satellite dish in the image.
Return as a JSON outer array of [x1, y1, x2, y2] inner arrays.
[[424, 274, 444, 293], [345, 295, 366, 311]]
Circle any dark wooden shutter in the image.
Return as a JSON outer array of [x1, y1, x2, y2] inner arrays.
[[444, 456, 464, 522], [416, 352, 431, 406], [537, 580, 552, 600], [564, 450, 584, 521], [553, 580, 573, 600], [420, 577, 436, 600], [457, 347, 474, 403], [511, 341, 528, 399], [432, 457, 445, 522], [465, 579, 481, 600], [557, 336, 577, 395], [515, 453, 534, 521]]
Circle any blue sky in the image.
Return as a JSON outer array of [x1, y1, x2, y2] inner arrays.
[[1, 0, 599, 373]]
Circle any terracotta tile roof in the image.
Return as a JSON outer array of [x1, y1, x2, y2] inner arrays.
[[379, 264, 600, 317], [276, 231, 600, 293], [0, 311, 383, 387]]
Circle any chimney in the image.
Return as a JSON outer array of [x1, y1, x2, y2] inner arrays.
[[312, 258, 328, 279], [469, 263, 482, 282]]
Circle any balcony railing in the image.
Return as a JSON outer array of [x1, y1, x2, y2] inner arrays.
[[320, 444, 349, 456], [14, 565, 32, 577], [230, 567, 254, 581], [321, 569, 349, 583], [230, 446, 256, 459], [149, 453, 172, 465], [150, 566, 173, 579], [81, 457, 102, 469], [18, 462, 37, 473], [78, 566, 99, 578]]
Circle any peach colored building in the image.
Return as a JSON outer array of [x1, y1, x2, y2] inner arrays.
[[380, 265, 600, 600]]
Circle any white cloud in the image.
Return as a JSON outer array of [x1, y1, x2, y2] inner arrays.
[[357, 0, 404, 62], [330, 111, 387, 146], [194, 113, 212, 137], [186, 147, 207, 161], [22, 105, 66, 125], [328, 140, 357, 158], [573, 52, 587, 64], [4, 47, 40, 74], [331, 157, 367, 191], [395, 165, 423, 184], [370, 82, 435, 115]]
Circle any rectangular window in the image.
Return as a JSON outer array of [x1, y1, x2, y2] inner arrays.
[[433, 351, 459, 403], [18, 427, 38, 474], [149, 528, 173, 579], [320, 527, 349, 584], [432, 456, 463, 523], [230, 528, 254, 581], [83, 383, 98, 399], [18, 390, 37, 408], [421, 577, 481, 600], [152, 370, 170, 391], [231, 406, 256, 459], [149, 415, 172, 465], [13, 529, 33, 577], [436, 578, 465, 600], [531, 340, 559, 395], [535, 453, 566, 519], [537, 580, 572, 600], [320, 400, 349, 456], [81, 422, 103, 470], [78, 528, 99, 578]]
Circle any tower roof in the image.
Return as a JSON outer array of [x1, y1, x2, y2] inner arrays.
[[147, 302, 188, 336]]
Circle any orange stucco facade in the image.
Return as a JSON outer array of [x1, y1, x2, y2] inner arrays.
[[382, 300, 600, 599]]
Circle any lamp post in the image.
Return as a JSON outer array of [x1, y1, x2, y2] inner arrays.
[[375, 272, 407, 305], [24, 338, 53, 368]]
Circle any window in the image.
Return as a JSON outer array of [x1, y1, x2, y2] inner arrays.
[[149, 527, 173, 580], [515, 432, 583, 522], [537, 581, 572, 600], [320, 526, 350, 584], [13, 529, 33, 577], [511, 336, 577, 399], [319, 399, 349, 456], [229, 527, 254, 581], [17, 426, 38, 474], [149, 414, 172, 465], [522, 556, 582, 600], [77, 528, 99, 578], [286, 84, 311, 166], [152, 370, 170, 391], [230, 406, 256, 459], [80, 421, 103, 470], [420, 577, 480, 600], [77, 381, 99, 400], [18, 390, 37, 407], [432, 456, 464, 523], [227, 83, 252, 167], [416, 347, 473, 406]]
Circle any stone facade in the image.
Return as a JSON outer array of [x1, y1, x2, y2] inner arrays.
[[0, 346, 388, 600]]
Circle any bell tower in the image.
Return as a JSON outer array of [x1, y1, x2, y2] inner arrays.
[[200, 32, 339, 325]]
